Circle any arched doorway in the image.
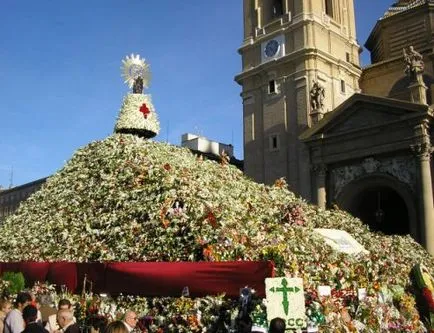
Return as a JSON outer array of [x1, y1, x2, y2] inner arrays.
[[336, 174, 417, 237], [348, 186, 409, 234]]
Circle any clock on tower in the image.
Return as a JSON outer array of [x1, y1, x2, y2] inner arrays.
[[261, 34, 285, 63], [264, 39, 280, 58]]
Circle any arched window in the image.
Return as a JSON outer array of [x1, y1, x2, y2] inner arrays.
[[273, 0, 284, 18], [325, 0, 334, 18]]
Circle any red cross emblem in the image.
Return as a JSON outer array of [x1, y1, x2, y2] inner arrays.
[[139, 103, 150, 119]]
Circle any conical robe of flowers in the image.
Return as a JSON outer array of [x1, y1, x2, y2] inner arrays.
[[115, 54, 159, 139], [114, 93, 160, 138]]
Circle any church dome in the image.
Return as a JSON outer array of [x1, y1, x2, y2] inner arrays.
[[382, 0, 427, 19]]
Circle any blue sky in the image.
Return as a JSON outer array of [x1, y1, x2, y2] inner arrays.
[[0, 0, 394, 187]]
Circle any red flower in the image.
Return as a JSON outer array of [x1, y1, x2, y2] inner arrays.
[[206, 211, 217, 228], [422, 287, 434, 311], [203, 245, 214, 261], [139, 103, 150, 118]]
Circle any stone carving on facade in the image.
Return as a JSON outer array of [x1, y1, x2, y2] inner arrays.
[[332, 156, 416, 198], [310, 80, 325, 111], [403, 46, 424, 78], [333, 165, 360, 197], [361, 157, 380, 173], [381, 158, 416, 187], [411, 142, 433, 160]]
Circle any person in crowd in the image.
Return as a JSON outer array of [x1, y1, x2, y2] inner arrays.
[[0, 299, 12, 333], [235, 314, 252, 333], [56, 310, 79, 333], [122, 311, 138, 332], [21, 305, 48, 333], [104, 321, 128, 333], [37, 295, 56, 325], [4, 292, 32, 333], [45, 299, 75, 333], [29, 294, 42, 325], [268, 317, 285, 333], [90, 315, 108, 333]]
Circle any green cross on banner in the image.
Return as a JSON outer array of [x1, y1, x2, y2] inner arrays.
[[269, 278, 301, 315]]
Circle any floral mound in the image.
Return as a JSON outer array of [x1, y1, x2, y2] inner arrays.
[[1, 133, 434, 331]]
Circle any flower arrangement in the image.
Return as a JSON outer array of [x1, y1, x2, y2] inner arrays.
[[31, 281, 57, 297], [0, 276, 426, 332], [0, 134, 432, 331], [114, 94, 160, 138]]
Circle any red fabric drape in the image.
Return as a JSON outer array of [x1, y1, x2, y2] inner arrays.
[[105, 261, 274, 298], [77, 263, 107, 294], [47, 262, 77, 292], [18, 262, 50, 286], [1, 262, 21, 275], [0, 261, 274, 297]]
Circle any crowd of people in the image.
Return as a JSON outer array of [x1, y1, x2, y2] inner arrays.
[[0, 293, 143, 333], [0, 292, 287, 333], [0, 292, 82, 333]]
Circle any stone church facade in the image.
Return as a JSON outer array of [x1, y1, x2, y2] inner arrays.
[[236, 0, 434, 254], [235, 0, 361, 201]]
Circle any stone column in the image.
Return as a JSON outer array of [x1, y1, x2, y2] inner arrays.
[[312, 164, 327, 209], [409, 72, 428, 105], [256, 0, 263, 28], [411, 142, 434, 255], [284, 0, 290, 14], [258, 0, 269, 28], [243, 0, 256, 40]]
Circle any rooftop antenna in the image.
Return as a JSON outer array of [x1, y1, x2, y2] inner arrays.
[[8, 167, 13, 189], [193, 125, 203, 137]]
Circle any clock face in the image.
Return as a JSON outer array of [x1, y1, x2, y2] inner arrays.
[[264, 39, 280, 58]]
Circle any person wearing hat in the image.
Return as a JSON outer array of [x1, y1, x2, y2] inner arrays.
[[21, 305, 48, 333]]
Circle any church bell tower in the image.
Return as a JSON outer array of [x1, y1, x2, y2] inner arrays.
[[235, 0, 362, 200]]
